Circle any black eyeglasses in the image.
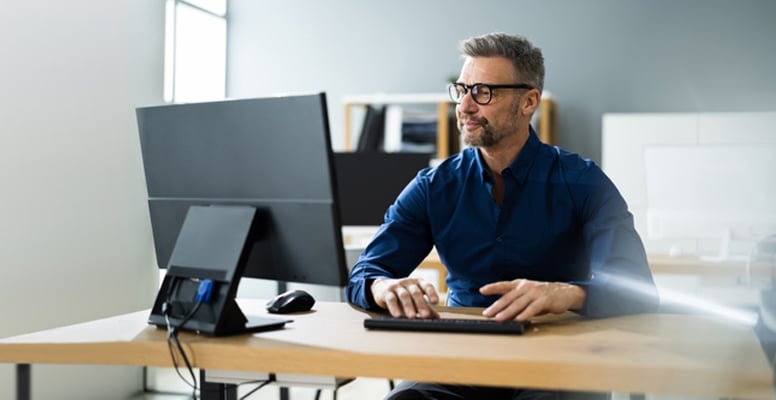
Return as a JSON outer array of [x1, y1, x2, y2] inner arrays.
[[447, 82, 534, 105]]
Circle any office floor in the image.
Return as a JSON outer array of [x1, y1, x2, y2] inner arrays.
[[133, 370, 721, 400]]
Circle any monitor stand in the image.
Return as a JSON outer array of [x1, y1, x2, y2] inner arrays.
[[149, 275, 291, 336], [244, 315, 292, 332], [210, 295, 291, 335], [148, 205, 290, 336]]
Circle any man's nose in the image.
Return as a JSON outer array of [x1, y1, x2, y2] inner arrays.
[[457, 90, 478, 112]]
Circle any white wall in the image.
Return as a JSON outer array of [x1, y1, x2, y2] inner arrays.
[[0, 1, 164, 399]]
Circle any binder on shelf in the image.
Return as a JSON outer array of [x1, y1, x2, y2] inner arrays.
[[356, 105, 386, 152]]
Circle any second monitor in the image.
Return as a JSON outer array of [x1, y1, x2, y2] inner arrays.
[[333, 152, 432, 226]]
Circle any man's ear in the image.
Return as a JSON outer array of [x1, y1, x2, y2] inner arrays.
[[521, 89, 541, 116]]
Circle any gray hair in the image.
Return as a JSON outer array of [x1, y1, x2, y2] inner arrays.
[[459, 32, 545, 93]]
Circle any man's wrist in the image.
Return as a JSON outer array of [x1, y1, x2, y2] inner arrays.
[[366, 278, 388, 309], [567, 283, 587, 310]]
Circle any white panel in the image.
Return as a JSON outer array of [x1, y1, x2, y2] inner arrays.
[[602, 113, 698, 206], [698, 112, 776, 144], [644, 145, 776, 255], [603, 112, 774, 313], [601, 113, 698, 247], [603, 111, 776, 258]]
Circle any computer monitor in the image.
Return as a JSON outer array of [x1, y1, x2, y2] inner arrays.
[[333, 152, 432, 226], [644, 144, 776, 260], [136, 92, 348, 335]]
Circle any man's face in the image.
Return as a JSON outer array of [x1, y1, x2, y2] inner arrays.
[[455, 56, 523, 148]]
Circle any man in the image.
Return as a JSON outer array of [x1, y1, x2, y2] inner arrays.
[[345, 32, 659, 400]]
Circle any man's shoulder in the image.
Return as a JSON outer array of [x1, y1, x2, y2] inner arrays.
[[545, 145, 593, 169], [540, 145, 603, 180], [420, 148, 478, 182]]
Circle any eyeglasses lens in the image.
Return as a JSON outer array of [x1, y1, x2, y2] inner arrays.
[[448, 83, 495, 105], [449, 84, 463, 103], [471, 84, 491, 105]]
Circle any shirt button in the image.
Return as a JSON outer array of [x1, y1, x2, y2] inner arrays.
[[496, 236, 503, 243]]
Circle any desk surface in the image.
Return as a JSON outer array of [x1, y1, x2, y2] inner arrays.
[[0, 300, 772, 399]]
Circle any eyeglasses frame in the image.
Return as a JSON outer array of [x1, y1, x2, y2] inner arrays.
[[447, 82, 535, 105]]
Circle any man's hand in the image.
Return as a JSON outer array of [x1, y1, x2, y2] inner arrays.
[[479, 279, 586, 322], [371, 277, 440, 319]]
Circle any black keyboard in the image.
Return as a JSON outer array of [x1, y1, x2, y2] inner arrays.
[[363, 316, 529, 335]]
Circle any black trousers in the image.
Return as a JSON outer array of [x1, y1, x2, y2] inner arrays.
[[385, 381, 611, 400]]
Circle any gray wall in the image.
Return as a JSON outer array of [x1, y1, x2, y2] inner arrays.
[[227, 0, 776, 163], [0, 1, 163, 398]]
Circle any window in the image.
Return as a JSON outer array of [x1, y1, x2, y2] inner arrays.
[[164, 0, 227, 103]]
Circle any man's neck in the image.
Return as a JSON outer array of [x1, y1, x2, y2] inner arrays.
[[479, 128, 530, 175]]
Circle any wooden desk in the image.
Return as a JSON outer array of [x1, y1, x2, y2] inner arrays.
[[0, 300, 772, 399]]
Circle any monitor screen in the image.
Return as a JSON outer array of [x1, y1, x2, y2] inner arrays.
[[333, 152, 432, 226], [136, 93, 348, 287]]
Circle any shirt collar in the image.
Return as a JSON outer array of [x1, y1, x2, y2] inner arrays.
[[475, 126, 542, 185]]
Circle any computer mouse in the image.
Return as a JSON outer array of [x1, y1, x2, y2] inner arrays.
[[266, 289, 316, 314]]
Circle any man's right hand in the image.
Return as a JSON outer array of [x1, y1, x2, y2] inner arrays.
[[370, 277, 440, 319]]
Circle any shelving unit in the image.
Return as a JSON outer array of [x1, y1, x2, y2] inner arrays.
[[343, 93, 557, 159], [343, 93, 453, 159]]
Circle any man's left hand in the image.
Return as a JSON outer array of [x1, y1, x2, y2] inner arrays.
[[479, 279, 586, 322]]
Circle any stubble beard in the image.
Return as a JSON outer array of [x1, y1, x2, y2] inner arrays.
[[460, 117, 504, 148], [459, 100, 522, 149]]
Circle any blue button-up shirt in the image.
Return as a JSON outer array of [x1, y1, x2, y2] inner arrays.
[[346, 130, 659, 318]]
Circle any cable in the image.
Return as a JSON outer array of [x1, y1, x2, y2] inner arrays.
[[165, 330, 197, 392], [237, 378, 274, 400], [162, 277, 212, 397], [165, 301, 201, 395]]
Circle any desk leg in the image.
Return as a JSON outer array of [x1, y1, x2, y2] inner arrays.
[[16, 364, 30, 400], [200, 370, 237, 400]]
